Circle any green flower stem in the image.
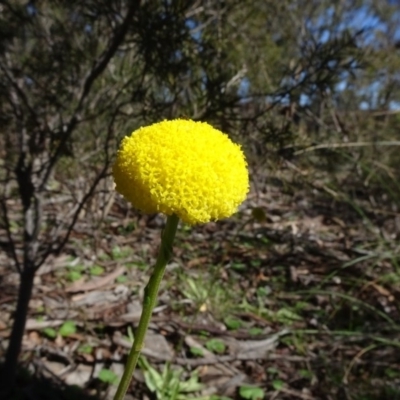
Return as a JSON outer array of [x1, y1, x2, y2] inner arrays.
[[113, 214, 180, 400]]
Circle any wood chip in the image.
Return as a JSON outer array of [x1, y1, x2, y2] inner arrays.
[[66, 266, 125, 293]]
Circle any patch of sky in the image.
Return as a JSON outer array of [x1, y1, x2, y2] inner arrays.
[[185, 18, 202, 42], [299, 93, 309, 106], [24, 76, 34, 86], [238, 78, 250, 98], [26, 3, 37, 16], [302, 4, 400, 111], [336, 81, 347, 92], [186, 5, 399, 111], [357, 81, 384, 110]]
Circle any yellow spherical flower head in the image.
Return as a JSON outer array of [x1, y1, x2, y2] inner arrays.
[[112, 119, 249, 225]]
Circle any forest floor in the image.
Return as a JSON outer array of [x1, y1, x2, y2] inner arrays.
[[1, 162, 400, 400]]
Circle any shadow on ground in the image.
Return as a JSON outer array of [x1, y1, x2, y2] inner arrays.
[[0, 363, 99, 400]]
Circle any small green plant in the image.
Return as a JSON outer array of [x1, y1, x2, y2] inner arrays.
[[256, 286, 271, 297], [98, 252, 110, 261], [177, 267, 236, 319], [66, 269, 83, 282], [205, 339, 226, 354], [271, 380, 285, 390], [182, 276, 209, 310], [189, 347, 204, 357], [239, 385, 265, 400], [224, 316, 243, 330], [41, 321, 77, 339], [249, 327, 264, 336], [89, 265, 105, 276], [275, 307, 303, 324], [42, 327, 57, 339], [299, 369, 313, 380], [77, 344, 93, 354], [59, 321, 77, 337], [231, 262, 246, 271], [139, 357, 205, 400], [98, 368, 119, 385], [111, 245, 132, 260], [116, 275, 128, 283], [118, 221, 136, 235], [123, 325, 135, 343], [65, 263, 85, 282]]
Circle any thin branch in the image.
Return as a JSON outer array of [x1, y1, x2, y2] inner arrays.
[[0, 62, 40, 128], [0, 199, 21, 273], [39, 0, 141, 192], [36, 110, 116, 268], [76, 0, 141, 110], [294, 141, 400, 155]]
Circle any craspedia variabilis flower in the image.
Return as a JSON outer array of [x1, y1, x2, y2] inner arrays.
[[112, 119, 249, 225]]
